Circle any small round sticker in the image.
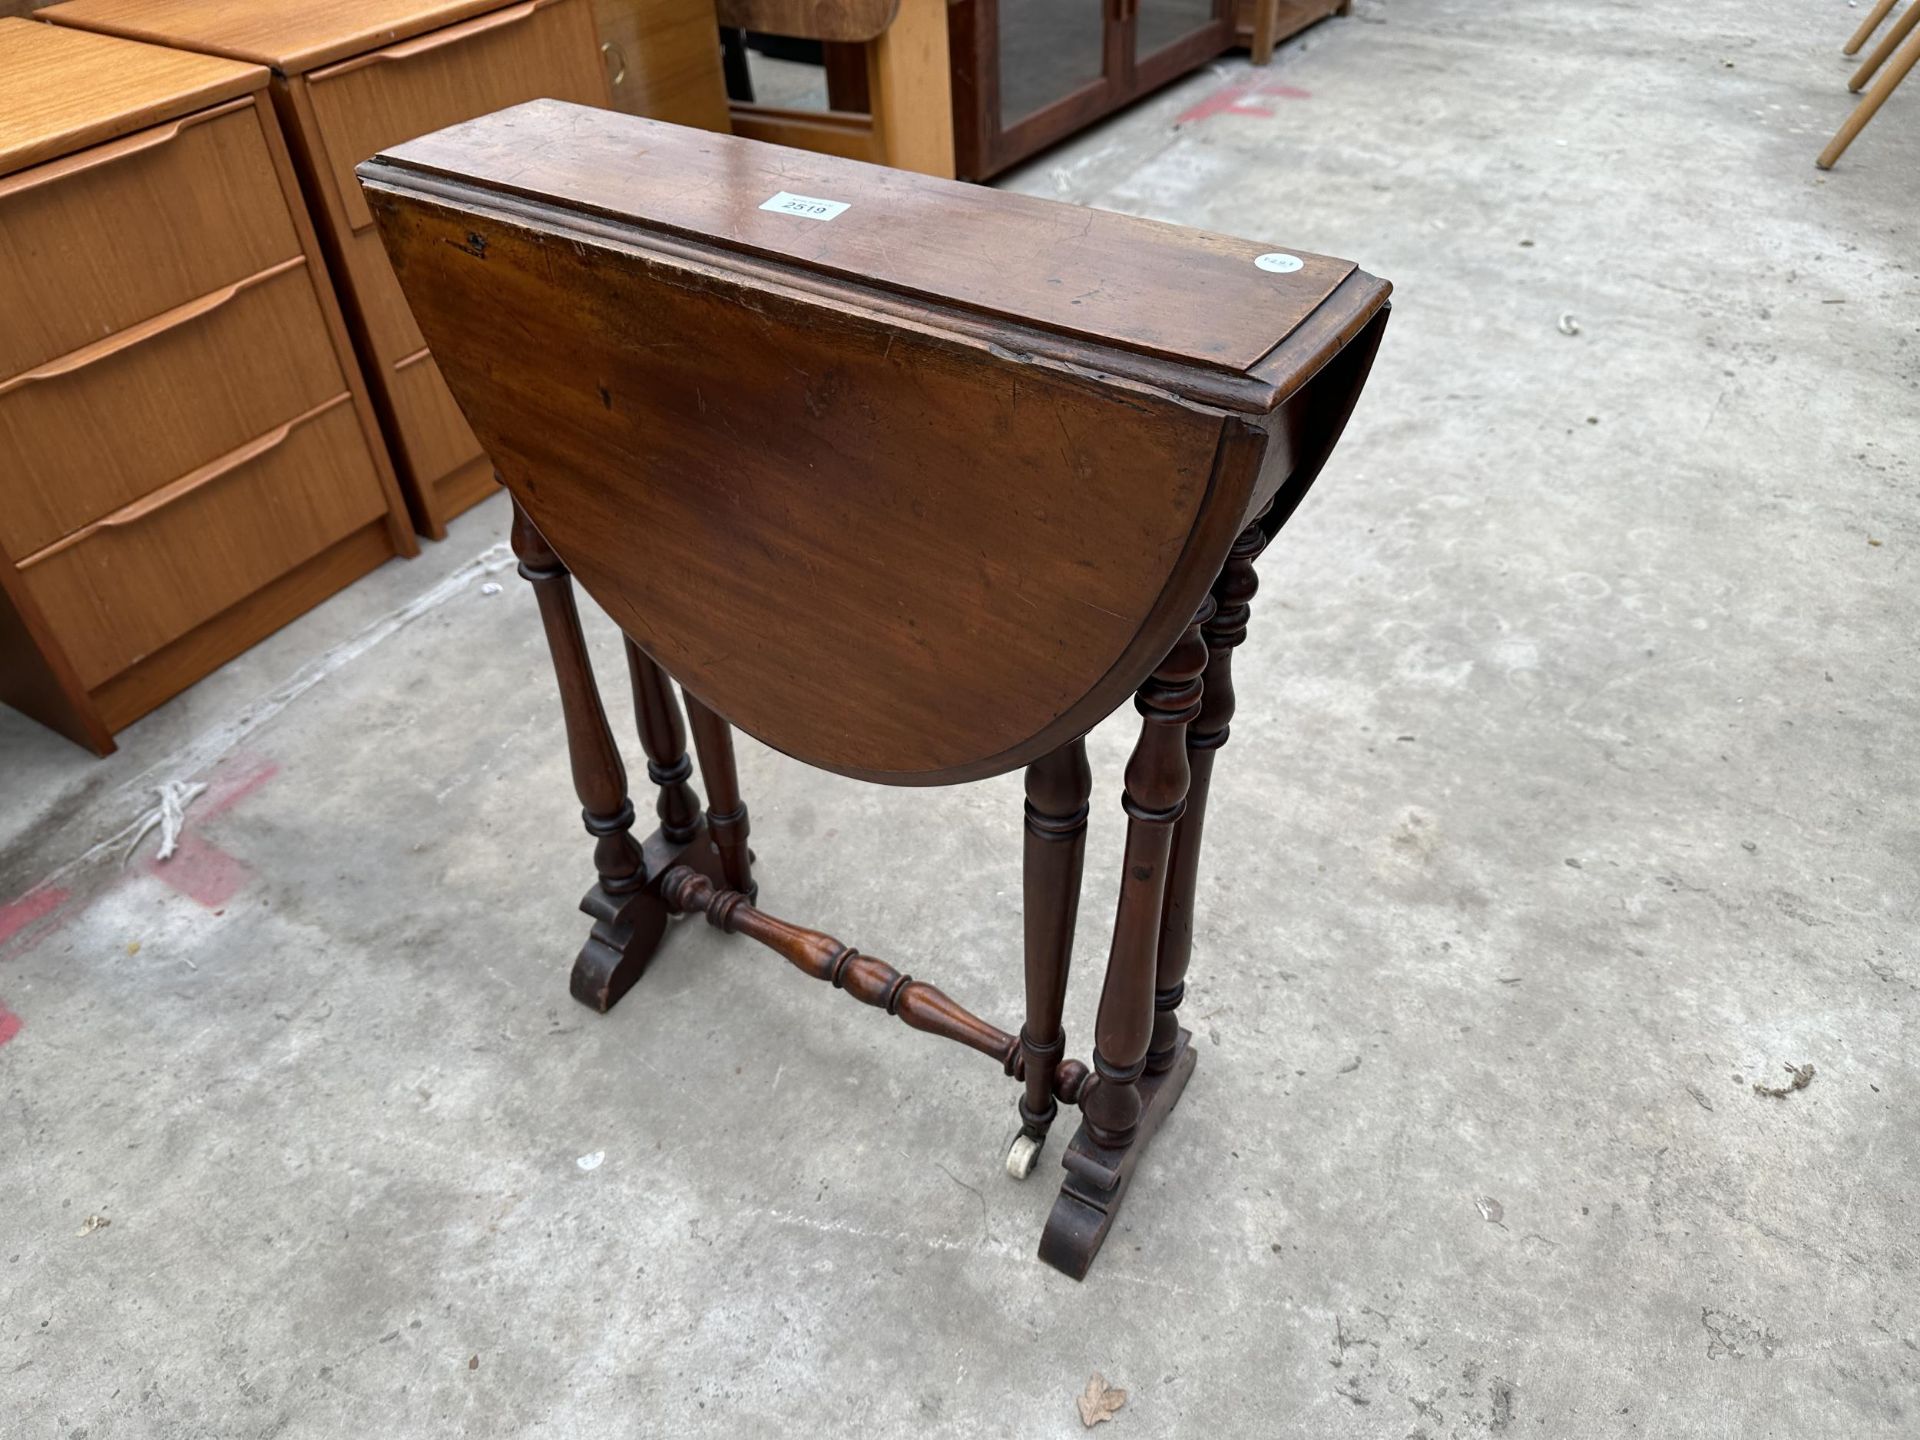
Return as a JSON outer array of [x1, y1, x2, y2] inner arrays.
[[1255, 252, 1304, 274]]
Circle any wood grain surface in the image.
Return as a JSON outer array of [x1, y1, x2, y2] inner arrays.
[[361, 103, 1389, 784], [594, 0, 731, 133], [42, 0, 544, 71], [373, 100, 1355, 377], [0, 16, 265, 176], [715, 0, 899, 43]]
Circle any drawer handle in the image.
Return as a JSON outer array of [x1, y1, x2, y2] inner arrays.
[[602, 39, 627, 87], [19, 395, 353, 570], [315, 0, 562, 79], [0, 258, 307, 399], [0, 96, 255, 202]]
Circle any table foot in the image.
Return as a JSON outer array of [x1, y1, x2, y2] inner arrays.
[[568, 819, 733, 1012], [569, 884, 669, 1013], [1037, 1027, 1197, 1279]]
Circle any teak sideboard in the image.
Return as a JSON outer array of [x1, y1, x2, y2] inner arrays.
[[359, 101, 1389, 1276], [0, 19, 414, 755], [44, 0, 614, 539]]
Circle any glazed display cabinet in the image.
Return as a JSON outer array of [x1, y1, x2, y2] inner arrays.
[[949, 0, 1234, 179]]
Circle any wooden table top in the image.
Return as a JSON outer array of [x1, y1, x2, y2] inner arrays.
[[0, 17, 266, 177], [371, 99, 1361, 396], [361, 105, 1390, 783], [41, 0, 534, 72]]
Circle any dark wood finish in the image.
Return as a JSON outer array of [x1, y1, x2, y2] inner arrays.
[[509, 499, 660, 1010], [720, 24, 752, 98], [948, 0, 1236, 181], [683, 689, 755, 899], [1150, 502, 1269, 1070], [361, 103, 1389, 1276], [1039, 1026, 1194, 1280], [510, 496, 733, 1010], [358, 102, 1379, 785], [625, 637, 703, 845], [662, 867, 1021, 1069], [1018, 736, 1091, 1146], [821, 38, 871, 111], [1080, 598, 1211, 1149], [511, 501, 647, 903]]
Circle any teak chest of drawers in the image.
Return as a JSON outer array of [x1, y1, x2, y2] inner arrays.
[[360, 101, 1389, 1276], [0, 19, 414, 755], [45, 0, 613, 539]]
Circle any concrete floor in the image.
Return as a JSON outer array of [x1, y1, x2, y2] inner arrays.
[[4, 1, 1917, 1434]]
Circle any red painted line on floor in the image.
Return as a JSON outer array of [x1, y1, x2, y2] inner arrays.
[[198, 754, 281, 822], [1177, 83, 1274, 124], [1175, 79, 1311, 126], [0, 886, 69, 948], [0, 1003, 20, 1048], [147, 833, 250, 911]]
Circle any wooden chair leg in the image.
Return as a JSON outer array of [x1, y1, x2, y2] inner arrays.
[[1252, 0, 1280, 65], [1040, 598, 1212, 1278], [1007, 736, 1092, 1180], [866, 0, 956, 177], [510, 500, 668, 1011], [1824, 20, 1920, 166], [1150, 507, 1271, 1073], [1850, 0, 1920, 89], [624, 637, 701, 845], [683, 690, 755, 901], [1846, 0, 1900, 56]]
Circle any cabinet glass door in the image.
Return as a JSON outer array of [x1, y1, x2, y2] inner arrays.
[[997, 0, 1111, 130], [1134, 0, 1225, 68]]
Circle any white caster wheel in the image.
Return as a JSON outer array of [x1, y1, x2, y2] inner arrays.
[[1005, 1131, 1044, 1180]]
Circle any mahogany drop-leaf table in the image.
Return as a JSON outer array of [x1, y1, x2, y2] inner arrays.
[[360, 101, 1390, 1279]]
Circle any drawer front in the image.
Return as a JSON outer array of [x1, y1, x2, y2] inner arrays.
[[389, 348, 487, 491], [21, 398, 389, 689], [0, 259, 349, 560], [593, 0, 732, 133], [306, 0, 607, 239], [0, 100, 302, 381]]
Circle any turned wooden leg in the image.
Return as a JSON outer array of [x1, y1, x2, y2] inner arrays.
[[1150, 506, 1271, 1073], [624, 638, 701, 845], [682, 690, 755, 901], [1823, 19, 1920, 167], [1083, 600, 1211, 1147], [1007, 737, 1092, 1179], [510, 500, 669, 1011], [1040, 598, 1212, 1278], [1846, 0, 1899, 56], [1850, 0, 1920, 90]]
